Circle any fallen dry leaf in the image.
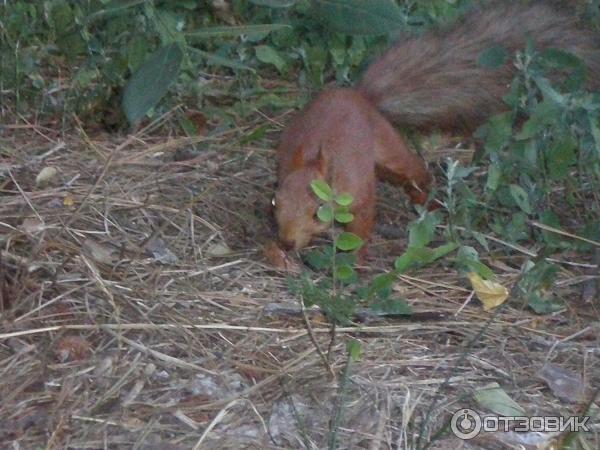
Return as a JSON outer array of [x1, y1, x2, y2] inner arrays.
[[538, 364, 586, 403], [55, 335, 91, 362], [35, 166, 58, 186], [206, 242, 233, 257], [83, 238, 118, 265], [146, 237, 179, 264], [20, 217, 45, 234], [63, 193, 75, 206], [467, 272, 509, 310]]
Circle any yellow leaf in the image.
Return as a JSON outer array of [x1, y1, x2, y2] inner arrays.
[[467, 272, 509, 310], [63, 194, 75, 207]]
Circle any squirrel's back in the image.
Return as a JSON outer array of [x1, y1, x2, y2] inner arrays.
[[359, 1, 600, 132]]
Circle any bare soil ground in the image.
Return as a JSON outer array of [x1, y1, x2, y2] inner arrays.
[[1, 113, 598, 449]]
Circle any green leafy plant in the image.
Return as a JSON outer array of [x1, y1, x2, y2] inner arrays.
[[476, 42, 600, 242], [289, 175, 467, 328], [422, 41, 600, 313], [1, 0, 472, 128], [394, 206, 459, 274], [289, 179, 365, 326], [288, 179, 461, 352], [516, 259, 564, 313], [1, 0, 292, 125]]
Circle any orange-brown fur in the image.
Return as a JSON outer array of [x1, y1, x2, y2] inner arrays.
[[274, 1, 600, 255], [275, 88, 430, 253], [359, 1, 600, 132]]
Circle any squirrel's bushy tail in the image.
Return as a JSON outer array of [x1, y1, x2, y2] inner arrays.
[[358, 1, 600, 132]]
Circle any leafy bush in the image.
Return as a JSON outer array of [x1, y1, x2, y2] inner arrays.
[[475, 43, 600, 238], [0, 0, 468, 126]]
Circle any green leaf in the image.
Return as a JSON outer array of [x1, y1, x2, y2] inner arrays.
[[304, 248, 333, 270], [336, 232, 364, 251], [546, 135, 577, 180], [50, 0, 74, 31], [539, 48, 586, 91], [394, 247, 432, 273], [317, 204, 334, 223], [518, 261, 563, 313], [189, 48, 253, 71], [371, 297, 413, 315], [250, 0, 297, 7], [127, 35, 148, 72], [509, 184, 532, 214], [457, 245, 479, 261], [255, 45, 287, 73], [474, 383, 526, 417], [472, 231, 490, 253], [56, 31, 86, 60], [408, 211, 440, 248], [150, 9, 184, 46], [310, 180, 333, 201], [312, 0, 404, 36], [528, 292, 564, 313], [366, 273, 395, 300], [539, 210, 564, 248], [335, 252, 358, 267], [303, 45, 328, 84], [590, 116, 600, 157], [515, 100, 561, 141], [334, 211, 354, 224], [430, 242, 459, 261], [502, 212, 529, 241], [456, 247, 494, 280], [347, 339, 363, 361], [460, 258, 494, 280], [334, 193, 354, 206], [481, 112, 513, 154], [535, 76, 567, 106], [336, 264, 355, 281], [485, 161, 501, 192], [73, 68, 98, 88], [85, 0, 147, 24], [452, 164, 478, 180], [576, 221, 600, 252], [175, 0, 198, 9], [123, 43, 183, 124], [539, 48, 583, 70], [394, 243, 457, 273], [523, 260, 556, 287], [478, 45, 509, 69], [329, 34, 347, 66], [348, 36, 367, 65], [186, 24, 290, 38], [239, 125, 267, 144]]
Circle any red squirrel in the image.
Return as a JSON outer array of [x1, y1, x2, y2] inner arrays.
[[274, 88, 431, 255], [273, 1, 600, 257]]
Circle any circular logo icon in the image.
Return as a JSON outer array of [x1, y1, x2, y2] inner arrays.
[[451, 408, 482, 440]]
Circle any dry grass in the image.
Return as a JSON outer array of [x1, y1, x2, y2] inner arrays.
[[0, 109, 599, 450]]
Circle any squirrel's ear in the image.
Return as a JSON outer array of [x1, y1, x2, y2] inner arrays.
[[315, 146, 326, 176], [291, 146, 304, 170]]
